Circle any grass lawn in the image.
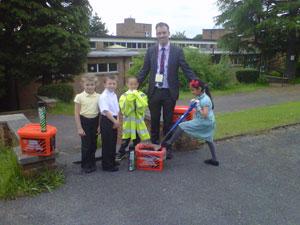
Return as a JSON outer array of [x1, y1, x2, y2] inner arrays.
[[49, 101, 74, 115], [215, 101, 300, 140], [179, 83, 269, 100]]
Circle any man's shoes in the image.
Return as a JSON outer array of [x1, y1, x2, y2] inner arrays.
[[102, 166, 119, 172], [116, 151, 127, 161], [204, 159, 219, 166]]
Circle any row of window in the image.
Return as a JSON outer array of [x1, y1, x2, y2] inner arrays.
[[103, 42, 155, 49], [87, 63, 118, 73], [89, 41, 216, 50]]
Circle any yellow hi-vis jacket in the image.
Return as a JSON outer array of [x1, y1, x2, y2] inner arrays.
[[119, 90, 150, 141]]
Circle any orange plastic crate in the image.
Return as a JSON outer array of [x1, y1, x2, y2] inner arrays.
[[172, 105, 195, 123], [135, 143, 166, 172], [17, 123, 57, 156]]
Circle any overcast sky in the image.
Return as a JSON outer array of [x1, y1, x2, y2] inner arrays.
[[89, 0, 222, 38]]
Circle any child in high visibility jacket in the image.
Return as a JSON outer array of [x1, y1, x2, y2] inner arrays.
[[116, 76, 150, 160]]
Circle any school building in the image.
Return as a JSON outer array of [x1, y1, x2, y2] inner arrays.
[[80, 35, 220, 94], [14, 18, 259, 110]]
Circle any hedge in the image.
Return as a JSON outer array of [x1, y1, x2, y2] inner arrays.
[[37, 83, 74, 102], [236, 69, 259, 83]]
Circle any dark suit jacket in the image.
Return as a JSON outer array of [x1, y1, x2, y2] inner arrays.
[[138, 44, 197, 100]]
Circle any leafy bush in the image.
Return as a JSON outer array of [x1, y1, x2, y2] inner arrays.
[[38, 83, 74, 102], [257, 74, 269, 84], [127, 53, 149, 93], [179, 49, 233, 90], [0, 145, 21, 199], [269, 71, 282, 77], [236, 69, 259, 83], [0, 145, 64, 199], [128, 49, 233, 91], [210, 55, 232, 89]]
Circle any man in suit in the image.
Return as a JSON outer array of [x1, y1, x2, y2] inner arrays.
[[138, 22, 197, 159]]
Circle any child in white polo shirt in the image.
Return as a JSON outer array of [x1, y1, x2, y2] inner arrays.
[[98, 75, 120, 172], [74, 74, 100, 173]]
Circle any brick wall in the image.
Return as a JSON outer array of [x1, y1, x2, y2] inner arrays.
[[117, 18, 152, 37], [202, 29, 228, 40]]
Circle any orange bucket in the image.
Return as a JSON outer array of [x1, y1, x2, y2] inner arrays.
[[135, 143, 166, 172], [172, 105, 195, 123], [17, 123, 57, 156]]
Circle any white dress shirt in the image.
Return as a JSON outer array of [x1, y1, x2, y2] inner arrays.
[[98, 89, 119, 116]]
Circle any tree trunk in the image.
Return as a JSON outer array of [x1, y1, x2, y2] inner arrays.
[[284, 30, 298, 79]]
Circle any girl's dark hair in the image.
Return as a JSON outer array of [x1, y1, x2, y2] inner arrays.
[[189, 79, 214, 109]]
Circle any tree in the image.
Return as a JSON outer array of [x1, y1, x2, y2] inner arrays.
[[193, 34, 203, 40], [216, 0, 300, 79], [171, 31, 187, 39], [88, 13, 108, 37], [0, 0, 91, 110]]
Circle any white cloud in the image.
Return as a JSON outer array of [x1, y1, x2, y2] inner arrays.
[[89, 0, 221, 38]]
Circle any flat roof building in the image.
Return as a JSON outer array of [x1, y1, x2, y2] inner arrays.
[[116, 18, 152, 38]]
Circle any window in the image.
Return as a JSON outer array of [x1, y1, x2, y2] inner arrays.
[[131, 43, 136, 48], [87, 63, 118, 73], [98, 63, 107, 72], [109, 63, 117, 72], [87, 64, 97, 73], [89, 42, 96, 49]]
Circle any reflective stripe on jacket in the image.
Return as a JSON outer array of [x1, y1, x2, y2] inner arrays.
[[119, 90, 150, 140]]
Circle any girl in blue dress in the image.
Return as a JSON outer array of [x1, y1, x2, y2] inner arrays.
[[163, 79, 219, 166]]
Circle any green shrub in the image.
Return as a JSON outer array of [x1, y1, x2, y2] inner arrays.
[[127, 54, 149, 93], [236, 69, 259, 83], [209, 55, 232, 89], [269, 71, 282, 77], [38, 83, 74, 102], [179, 49, 213, 91], [182, 50, 232, 90], [0, 145, 64, 199], [257, 74, 269, 84], [0, 146, 21, 199], [18, 168, 64, 196], [127, 49, 233, 91]]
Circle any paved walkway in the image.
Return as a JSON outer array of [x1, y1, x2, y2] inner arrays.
[[1, 85, 300, 225], [1, 125, 300, 225]]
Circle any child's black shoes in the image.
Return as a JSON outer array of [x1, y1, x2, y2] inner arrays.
[[204, 159, 219, 166]]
